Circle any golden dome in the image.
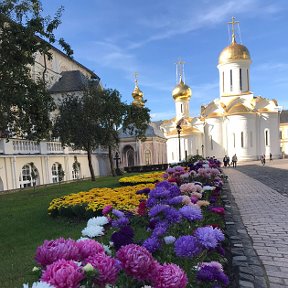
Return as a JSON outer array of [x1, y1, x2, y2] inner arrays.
[[132, 83, 144, 107], [218, 41, 251, 65], [172, 78, 192, 100]]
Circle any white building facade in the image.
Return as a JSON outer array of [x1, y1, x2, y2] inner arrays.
[[161, 19, 281, 163], [0, 46, 110, 192]]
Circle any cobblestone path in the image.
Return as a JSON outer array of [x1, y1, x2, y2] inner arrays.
[[225, 163, 288, 288]]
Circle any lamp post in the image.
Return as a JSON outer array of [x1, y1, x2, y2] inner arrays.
[[201, 144, 204, 157], [176, 124, 182, 162], [113, 152, 121, 175]]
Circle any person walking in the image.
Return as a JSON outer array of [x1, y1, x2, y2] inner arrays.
[[232, 154, 238, 168], [223, 155, 228, 168], [270, 153, 272, 161], [261, 154, 266, 166]]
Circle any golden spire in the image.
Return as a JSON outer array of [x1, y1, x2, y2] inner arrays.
[[132, 72, 144, 107], [228, 16, 239, 43]]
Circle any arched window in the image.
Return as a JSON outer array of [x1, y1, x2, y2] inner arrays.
[[19, 163, 39, 188], [144, 150, 152, 165], [247, 69, 250, 90], [72, 157, 81, 180], [241, 132, 244, 148], [265, 129, 269, 146], [127, 148, 135, 167], [230, 69, 233, 91], [233, 133, 236, 148], [239, 68, 242, 91], [52, 163, 64, 183]]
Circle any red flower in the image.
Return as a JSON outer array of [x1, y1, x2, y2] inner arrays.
[[137, 200, 147, 216], [211, 207, 225, 216]]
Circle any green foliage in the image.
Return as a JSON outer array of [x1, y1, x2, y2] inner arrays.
[[0, 0, 72, 140]]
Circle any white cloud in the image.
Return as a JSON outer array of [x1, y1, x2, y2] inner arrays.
[[151, 111, 175, 121]]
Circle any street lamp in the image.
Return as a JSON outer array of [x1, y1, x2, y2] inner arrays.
[[176, 124, 182, 162]]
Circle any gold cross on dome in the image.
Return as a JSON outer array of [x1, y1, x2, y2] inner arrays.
[[134, 72, 138, 86], [228, 16, 239, 43]]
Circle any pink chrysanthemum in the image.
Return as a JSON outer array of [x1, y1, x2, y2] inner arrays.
[[77, 239, 105, 260], [41, 259, 84, 288], [85, 254, 120, 287], [153, 263, 188, 288], [116, 244, 157, 281], [35, 238, 80, 267]]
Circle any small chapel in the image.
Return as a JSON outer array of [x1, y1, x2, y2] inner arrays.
[[119, 17, 281, 167]]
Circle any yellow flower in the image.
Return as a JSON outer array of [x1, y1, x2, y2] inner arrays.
[[119, 172, 164, 184]]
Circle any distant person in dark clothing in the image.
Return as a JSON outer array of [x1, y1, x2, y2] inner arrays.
[[223, 155, 228, 167], [270, 153, 272, 161]]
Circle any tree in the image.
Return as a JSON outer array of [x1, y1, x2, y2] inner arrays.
[[0, 0, 73, 140], [53, 84, 151, 179]]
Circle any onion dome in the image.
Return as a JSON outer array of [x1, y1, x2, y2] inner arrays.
[[218, 36, 251, 65], [172, 77, 192, 100], [132, 82, 144, 107]]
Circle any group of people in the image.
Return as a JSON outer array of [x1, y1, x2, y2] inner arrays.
[[260, 153, 272, 166], [223, 154, 238, 168]]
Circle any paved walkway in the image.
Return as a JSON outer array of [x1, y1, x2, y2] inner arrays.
[[225, 160, 288, 288]]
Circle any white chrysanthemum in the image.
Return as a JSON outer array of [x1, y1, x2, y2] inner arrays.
[[202, 185, 215, 191], [164, 236, 176, 244], [82, 225, 104, 238], [87, 216, 109, 227], [23, 282, 55, 288]]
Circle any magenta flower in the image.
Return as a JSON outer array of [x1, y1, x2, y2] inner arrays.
[[35, 238, 80, 267], [102, 205, 113, 215], [77, 239, 105, 260], [85, 254, 120, 287], [153, 263, 188, 288], [116, 244, 157, 281], [41, 259, 84, 288]]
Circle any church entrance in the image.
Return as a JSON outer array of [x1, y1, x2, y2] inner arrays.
[[123, 146, 135, 167]]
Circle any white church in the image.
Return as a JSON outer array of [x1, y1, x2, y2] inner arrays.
[[120, 17, 281, 166]]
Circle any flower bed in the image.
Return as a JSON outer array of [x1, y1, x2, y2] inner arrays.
[[119, 171, 164, 185], [48, 184, 155, 218], [27, 158, 229, 287]]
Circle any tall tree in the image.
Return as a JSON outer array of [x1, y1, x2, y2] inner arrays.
[[0, 0, 73, 140], [53, 84, 151, 179]]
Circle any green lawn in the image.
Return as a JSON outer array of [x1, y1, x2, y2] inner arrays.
[[0, 176, 123, 288]]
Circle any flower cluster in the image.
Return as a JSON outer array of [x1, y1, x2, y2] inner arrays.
[[48, 183, 154, 217], [119, 172, 164, 184]]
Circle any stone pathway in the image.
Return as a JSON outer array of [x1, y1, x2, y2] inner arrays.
[[225, 162, 288, 288]]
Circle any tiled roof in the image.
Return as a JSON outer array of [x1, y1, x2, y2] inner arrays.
[[49, 70, 100, 94]]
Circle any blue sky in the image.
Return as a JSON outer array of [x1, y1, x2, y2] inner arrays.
[[42, 0, 288, 121]]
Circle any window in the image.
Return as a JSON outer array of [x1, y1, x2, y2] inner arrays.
[[265, 129, 269, 146], [144, 150, 152, 165], [250, 131, 253, 147], [181, 104, 183, 113], [233, 133, 236, 148], [239, 68, 242, 91], [280, 130, 282, 139], [230, 69, 233, 91], [19, 163, 38, 188], [210, 136, 213, 150], [52, 163, 64, 183], [222, 71, 224, 93], [247, 69, 250, 90], [241, 132, 244, 148]]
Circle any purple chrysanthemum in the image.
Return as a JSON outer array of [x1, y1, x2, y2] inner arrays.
[[110, 226, 134, 251], [197, 262, 229, 286], [136, 187, 151, 195], [112, 209, 125, 218], [148, 204, 169, 217], [179, 205, 203, 222], [167, 196, 183, 206], [41, 259, 84, 288], [35, 238, 80, 267], [194, 226, 225, 249], [152, 221, 169, 237], [164, 207, 182, 224], [111, 216, 129, 228], [146, 197, 158, 208], [174, 235, 202, 258], [142, 237, 161, 253]]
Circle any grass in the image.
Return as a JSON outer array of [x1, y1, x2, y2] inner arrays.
[[0, 176, 123, 288]]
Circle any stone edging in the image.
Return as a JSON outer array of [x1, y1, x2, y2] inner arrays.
[[222, 181, 270, 288]]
